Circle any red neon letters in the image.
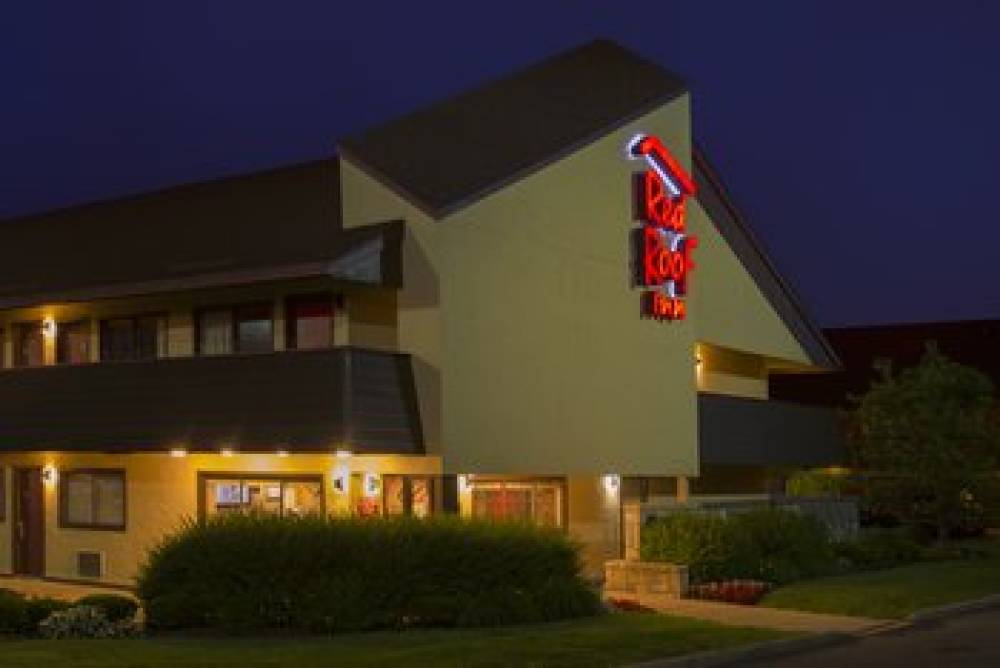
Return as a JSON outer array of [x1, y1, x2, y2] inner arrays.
[[628, 134, 697, 321]]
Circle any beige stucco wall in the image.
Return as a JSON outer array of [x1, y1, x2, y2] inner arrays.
[[696, 342, 769, 399], [0, 452, 440, 586], [340, 92, 822, 477]]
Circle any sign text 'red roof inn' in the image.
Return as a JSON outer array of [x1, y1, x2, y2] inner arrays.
[[627, 134, 697, 321]]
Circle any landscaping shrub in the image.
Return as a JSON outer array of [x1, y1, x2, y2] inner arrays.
[[38, 605, 138, 639], [640, 508, 836, 585], [0, 590, 70, 636], [834, 529, 922, 571], [0, 589, 28, 635], [75, 594, 138, 623], [137, 514, 601, 632]]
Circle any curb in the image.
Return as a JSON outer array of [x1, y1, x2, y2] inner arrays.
[[906, 592, 1000, 626], [626, 632, 853, 668]]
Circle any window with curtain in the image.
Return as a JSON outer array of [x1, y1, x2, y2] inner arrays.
[[197, 308, 232, 355], [100, 315, 166, 362], [56, 320, 91, 365], [59, 470, 126, 530], [12, 322, 43, 367], [286, 295, 334, 350]]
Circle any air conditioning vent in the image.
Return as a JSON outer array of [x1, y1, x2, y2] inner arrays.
[[76, 551, 105, 579]]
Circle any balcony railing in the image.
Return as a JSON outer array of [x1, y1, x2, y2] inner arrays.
[[0, 347, 423, 455], [698, 392, 844, 466]]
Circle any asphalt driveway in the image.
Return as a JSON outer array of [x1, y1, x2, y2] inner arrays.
[[744, 607, 1000, 668]]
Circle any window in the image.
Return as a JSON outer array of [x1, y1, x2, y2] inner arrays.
[[59, 470, 126, 530], [56, 320, 91, 365], [235, 304, 273, 353], [470, 479, 564, 528], [384, 475, 434, 518], [195, 304, 273, 355], [12, 322, 43, 367], [197, 308, 232, 355], [201, 474, 322, 518], [286, 295, 334, 350], [100, 315, 166, 362]]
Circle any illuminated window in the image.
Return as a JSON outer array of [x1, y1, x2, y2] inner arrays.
[[197, 308, 232, 355], [201, 474, 323, 519], [469, 479, 564, 528], [59, 470, 126, 530], [383, 475, 434, 518]]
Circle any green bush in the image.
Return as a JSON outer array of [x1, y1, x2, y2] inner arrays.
[[137, 514, 601, 632], [0, 590, 28, 635], [75, 594, 138, 623], [640, 508, 836, 585], [0, 590, 70, 636], [834, 529, 922, 572]]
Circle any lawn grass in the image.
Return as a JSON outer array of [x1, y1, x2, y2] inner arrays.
[[0, 613, 786, 668], [761, 539, 1000, 619]]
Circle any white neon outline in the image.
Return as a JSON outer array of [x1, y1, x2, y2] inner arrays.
[[626, 133, 683, 198]]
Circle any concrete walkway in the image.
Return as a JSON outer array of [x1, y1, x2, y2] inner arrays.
[[0, 576, 135, 602], [612, 593, 895, 634]]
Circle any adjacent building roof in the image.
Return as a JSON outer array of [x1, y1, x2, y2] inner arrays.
[[694, 147, 840, 370], [771, 318, 1000, 406], [0, 160, 403, 309], [339, 39, 688, 218]]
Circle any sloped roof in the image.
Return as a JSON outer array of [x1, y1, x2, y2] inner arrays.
[[339, 39, 687, 218], [0, 160, 403, 308], [693, 146, 840, 370]]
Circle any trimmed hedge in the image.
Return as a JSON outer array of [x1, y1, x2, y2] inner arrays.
[[640, 508, 837, 584], [137, 514, 601, 632]]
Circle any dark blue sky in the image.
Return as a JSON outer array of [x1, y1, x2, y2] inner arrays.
[[2, 1, 998, 327]]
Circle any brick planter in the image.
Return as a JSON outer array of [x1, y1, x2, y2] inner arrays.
[[604, 560, 689, 599]]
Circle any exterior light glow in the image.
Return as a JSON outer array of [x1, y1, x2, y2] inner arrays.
[[457, 474, 470, 493], [169, 448, 187, 458], [220, 448, 234, 458], [42, 317, 57, 338], [276, 450, 289, 458], [335, 449, 352, 460]]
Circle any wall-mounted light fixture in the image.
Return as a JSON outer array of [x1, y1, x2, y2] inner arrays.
[[42, 317, 57, 339], [220, 448, 234, 458], [335, 448, 352, 460], [457, 474, 470, 493], [169, 448, 187, 458], [276, 450, 289, 458], [363, 472, 381, 498], [332, 465, 349, 494], [602, 473, 621, 497], [42, 463, 58, 486]]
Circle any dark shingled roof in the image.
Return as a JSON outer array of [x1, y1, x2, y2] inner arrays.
[[339, 39, 688, 218], [0, 160, 403, 308]]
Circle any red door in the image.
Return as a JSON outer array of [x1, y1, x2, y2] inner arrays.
[[12, 468, 44, 576]]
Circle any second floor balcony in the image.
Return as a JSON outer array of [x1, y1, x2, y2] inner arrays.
[[0, 347, 423, 456]]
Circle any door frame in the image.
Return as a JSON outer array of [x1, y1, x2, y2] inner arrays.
[[11, 466, 45, 576]]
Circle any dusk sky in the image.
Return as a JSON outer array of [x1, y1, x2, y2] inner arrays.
[[2, 1, 998, 327]]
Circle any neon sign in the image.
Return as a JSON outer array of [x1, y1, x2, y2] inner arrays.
[[627, 134, 697, 321]]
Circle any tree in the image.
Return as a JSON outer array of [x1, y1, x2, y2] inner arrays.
[[850, 346, 1000, 542]]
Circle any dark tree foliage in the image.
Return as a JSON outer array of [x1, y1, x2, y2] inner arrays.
[[850, 346, 1000, 542]]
